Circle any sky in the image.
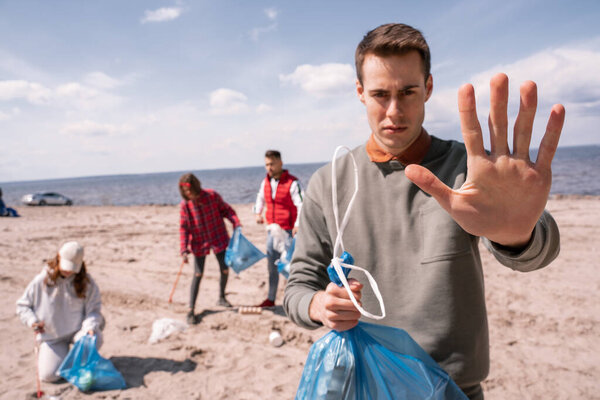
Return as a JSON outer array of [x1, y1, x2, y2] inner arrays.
[[1, 0, 599, 182]]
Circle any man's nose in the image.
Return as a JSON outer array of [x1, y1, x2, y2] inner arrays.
[[386, 98, 404, 120]]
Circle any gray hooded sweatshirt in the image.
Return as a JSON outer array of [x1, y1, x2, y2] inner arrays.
[[283, 137, 560, 391], [16, 267, 104, 342]]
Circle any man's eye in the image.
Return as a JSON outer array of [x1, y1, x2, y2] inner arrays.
[[373, 92, 387, 98]]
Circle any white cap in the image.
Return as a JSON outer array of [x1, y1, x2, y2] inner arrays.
[[59, 241, 84, 273]]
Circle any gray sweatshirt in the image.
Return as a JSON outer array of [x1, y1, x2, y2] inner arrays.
[[16, 267, 104, 342], [283, 137, 560, 390]]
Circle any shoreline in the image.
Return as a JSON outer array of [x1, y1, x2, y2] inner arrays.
[[6, 193, 600, 210]]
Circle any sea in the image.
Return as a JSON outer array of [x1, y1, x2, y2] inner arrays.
[[1, 145, 599, 207]]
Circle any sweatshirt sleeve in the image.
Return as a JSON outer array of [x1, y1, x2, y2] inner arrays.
[[483, 210, 560, 272], [80, 277, 104, 333], [290, 180, 304, 227], [283, 171, 332, 329], [253, 179, 266, 215], [16, 275, 41, 328]]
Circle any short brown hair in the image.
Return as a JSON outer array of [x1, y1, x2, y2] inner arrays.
[[178, 173, 202, 200], [264, 150, 281, 160], [355, 23, 431, 85]]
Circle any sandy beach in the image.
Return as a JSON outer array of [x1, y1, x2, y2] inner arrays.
[[0, 197, 598, 399]]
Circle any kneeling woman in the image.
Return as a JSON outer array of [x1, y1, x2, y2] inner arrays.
[[16, 241, 104, 382]]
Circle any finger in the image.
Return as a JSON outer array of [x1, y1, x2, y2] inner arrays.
[[488, 73, 510, 155], [346, 278, 363, 291], [325, 307, 362, 320], [326, 282, 363, 302], [405, 164, 453, 213], [458, 83, 485, 158], [324, 295, 362, 313], [513, 80, 537, 159], [536, 104, 565, 170]]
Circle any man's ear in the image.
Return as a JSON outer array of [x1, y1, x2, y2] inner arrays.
[[356, 79, 366, 104], [424, 74, 433, 102]]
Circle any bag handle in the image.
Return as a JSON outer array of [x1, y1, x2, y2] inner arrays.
[[330, 146, 385, 320]]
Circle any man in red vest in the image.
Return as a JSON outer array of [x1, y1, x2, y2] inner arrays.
[[254, 150, 304, 308]]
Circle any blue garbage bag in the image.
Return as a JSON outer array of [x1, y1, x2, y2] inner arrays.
[[276, 237, 296, 279], [58, 335, 126, 392], [296, 322, 467, 400], [295, 252, 467, 400], [225, 227, 266, 274]]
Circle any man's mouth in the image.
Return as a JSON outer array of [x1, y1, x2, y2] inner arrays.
[[382, 125, 407, 134]]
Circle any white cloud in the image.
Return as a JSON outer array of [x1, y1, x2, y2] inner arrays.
[[0, 78, 123, 110], [55, 82, 122, 110], [279, 63, 355, 97], [83, 71, 122, 90], [424, 40, 600, 147], [0, 80, 52, 104], [470, 46, 600, 115], [256, 103, 272, 113], [141, 7, 183, 24], [0, 50, 49, 82], [249, 7, 279, 40], [250, 23, 277, 41], [0, 107, 20, 121], [209, 88, 249, 115], [265, 8, 278, 20], [60, 120, 126, 137]]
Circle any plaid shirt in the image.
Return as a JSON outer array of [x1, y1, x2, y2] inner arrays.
[[179, 189, 241, 256]]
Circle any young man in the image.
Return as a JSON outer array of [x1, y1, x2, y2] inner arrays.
[[254, 150, 303, 308], [283, 23, 564, 399]]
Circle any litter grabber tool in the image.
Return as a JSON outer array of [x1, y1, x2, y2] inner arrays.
[[168, 259, 186, 304]]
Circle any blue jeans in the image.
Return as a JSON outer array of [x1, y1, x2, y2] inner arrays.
[[266, 229, 292, 301]]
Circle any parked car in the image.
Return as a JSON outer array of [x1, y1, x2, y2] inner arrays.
[[21, 192, 73, 206]]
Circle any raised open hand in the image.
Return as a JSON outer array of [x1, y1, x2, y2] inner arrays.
[[406, 73, 565, 247]]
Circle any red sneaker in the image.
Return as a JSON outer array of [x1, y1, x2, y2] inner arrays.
[[257, 299, 275, 308]]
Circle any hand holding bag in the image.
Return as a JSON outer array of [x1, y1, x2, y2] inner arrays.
[[58, 335, 126, 392]]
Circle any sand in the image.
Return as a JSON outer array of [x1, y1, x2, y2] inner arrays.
[[0, 197, 598, 399]]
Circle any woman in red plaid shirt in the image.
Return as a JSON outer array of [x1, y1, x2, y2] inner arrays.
[[178, 173, 241, 324]]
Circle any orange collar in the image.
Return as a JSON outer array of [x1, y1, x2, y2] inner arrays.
[[366, 129, 431, 165]]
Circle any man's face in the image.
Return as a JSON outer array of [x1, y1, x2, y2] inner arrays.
[[265, 157, 283, 179], [356, 51, 433, 155]]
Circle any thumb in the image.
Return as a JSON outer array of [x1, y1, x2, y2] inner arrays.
[[405, 164, 453, 210]]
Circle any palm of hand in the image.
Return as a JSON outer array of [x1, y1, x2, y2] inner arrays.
[[406, 73, 565, 247]]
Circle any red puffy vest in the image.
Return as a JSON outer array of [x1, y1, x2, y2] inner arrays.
[[263, 170, 298, 230]]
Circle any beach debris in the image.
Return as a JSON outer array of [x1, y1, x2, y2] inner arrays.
[[269, 330, 284, 347], [266, 224, 291, 253], [238, 306, 263, 315], [148, 318, 188, 344]]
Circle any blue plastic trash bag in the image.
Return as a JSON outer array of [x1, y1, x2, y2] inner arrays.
[[58, 335, 126, 392], [295, 251, 467, 400], [295, 322, 467, 400], [276, 237, 296, 279], [225, 227, 266, 274]]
